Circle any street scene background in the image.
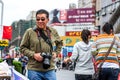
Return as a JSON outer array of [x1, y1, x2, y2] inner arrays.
[[0, 0, 120, 80]]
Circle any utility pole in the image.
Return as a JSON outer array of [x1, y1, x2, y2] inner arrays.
[[0, 0, 4, 39], [0, 0, 4, 58]]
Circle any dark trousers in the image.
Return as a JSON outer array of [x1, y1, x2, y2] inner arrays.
[[22, 66, 26, 75], [75, 74, 93, 80], [99, 68, 119, 80]]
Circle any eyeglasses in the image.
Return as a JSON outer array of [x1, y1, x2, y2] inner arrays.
[[36, 17, 46, 21]]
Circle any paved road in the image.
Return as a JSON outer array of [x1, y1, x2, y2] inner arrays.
[[56, 69, 75, 80]]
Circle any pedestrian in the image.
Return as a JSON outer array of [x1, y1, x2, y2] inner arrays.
[[4, 54, 14, 66], [64, 29, 95, 80], [14, 54, 20, 61], [92, 22, 120, 80], [19, 9, 62, 80], [19, 53, 28, 75]]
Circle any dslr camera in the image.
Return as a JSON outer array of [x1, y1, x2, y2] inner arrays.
[[40, 52, 52, 69]]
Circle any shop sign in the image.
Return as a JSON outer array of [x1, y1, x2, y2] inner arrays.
[[0, 40, 9, 46], [66, 30, 99, 36], [67, 8, 95, 23]]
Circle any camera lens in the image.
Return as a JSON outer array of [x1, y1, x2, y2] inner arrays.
[[40, 52, 52, 69], [43, 58, 50, 69]]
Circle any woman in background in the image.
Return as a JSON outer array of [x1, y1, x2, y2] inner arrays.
[[64, 29, 95, 80]]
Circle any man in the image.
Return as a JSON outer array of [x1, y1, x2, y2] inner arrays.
[[92, 23, 120, 80], [19, 9, 62, 80]]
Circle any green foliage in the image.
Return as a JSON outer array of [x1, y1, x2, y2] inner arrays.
[[0, 58, 3, 62], [13, 60, 22, 73], [0, 59, 22, 73]]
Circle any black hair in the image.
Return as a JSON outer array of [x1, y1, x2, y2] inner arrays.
[[102, 22, 113, 34], [36, 9, 49, 18], [81, 29, 91, 44]]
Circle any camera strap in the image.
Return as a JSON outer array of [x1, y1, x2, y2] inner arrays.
[[39, 30, 53, 52], [33, 27, 53, 53]]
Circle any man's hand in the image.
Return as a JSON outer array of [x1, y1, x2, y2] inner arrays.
[[34, 53, 43, 62], [52, 52, 57, 59]]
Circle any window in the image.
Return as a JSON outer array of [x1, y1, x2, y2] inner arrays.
[[96, 11, 100, 20], [101, 8, 106, 16]]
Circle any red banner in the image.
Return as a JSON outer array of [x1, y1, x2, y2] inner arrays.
[[2, 26, 12, 40]]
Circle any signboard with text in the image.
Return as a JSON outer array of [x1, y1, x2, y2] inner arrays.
[[61, 36, 97, 46], [0, 39, 9, 46], [61, 36, 82, 46], [60, 10, 67, 21], [67, 8, 95, 23], [66, 30, 99, 36]]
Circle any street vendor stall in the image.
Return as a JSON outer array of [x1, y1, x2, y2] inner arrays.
[[0, 61, 29, 80]]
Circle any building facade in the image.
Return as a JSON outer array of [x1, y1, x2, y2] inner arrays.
[[96, 0, 120, 33]]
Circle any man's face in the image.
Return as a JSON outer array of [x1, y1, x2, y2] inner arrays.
[[36, 14, 49, 30]]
